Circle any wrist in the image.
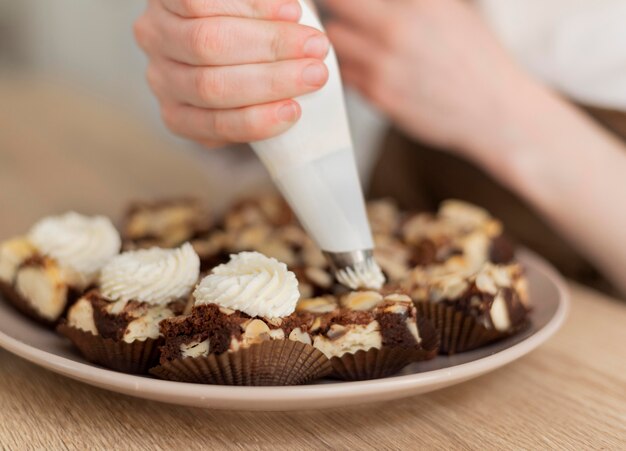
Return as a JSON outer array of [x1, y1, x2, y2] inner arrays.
[[461, 76, 625, 214], [457, 76, 579, 206]]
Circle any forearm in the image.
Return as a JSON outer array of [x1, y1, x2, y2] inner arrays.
[[469, 78, 626, 295]]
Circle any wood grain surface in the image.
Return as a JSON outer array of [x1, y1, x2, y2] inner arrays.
[[1, 76, 625, 450]]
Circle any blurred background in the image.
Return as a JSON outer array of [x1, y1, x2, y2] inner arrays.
[[0, 0, 386, 238], [1, 0, 625, 292]]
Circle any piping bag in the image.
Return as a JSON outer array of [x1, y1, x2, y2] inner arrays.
[[250, 0, 385, 290]]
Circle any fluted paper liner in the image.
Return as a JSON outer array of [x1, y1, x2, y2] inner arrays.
[[414, 302, 528, 355], [57, 323, 161, 374], [150, 340, 332, 386], [0, 280, 60, 328], [329, 317, 440, 381]]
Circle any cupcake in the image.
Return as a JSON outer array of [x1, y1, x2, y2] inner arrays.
[[296, 291, 439, 380], [402, 200, 514, 268], [58, 243, 200, 374], [151, 251, 331, 386], [404, 261, 530, 354], [122, 198, 214, 250], [0, 212, 121, 326]]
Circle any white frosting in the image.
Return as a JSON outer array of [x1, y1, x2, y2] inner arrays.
[[29, 212, 121, 282], [100, 243, 200, 305], [194, 251, 300, 318], [335, 258, 386, 290]]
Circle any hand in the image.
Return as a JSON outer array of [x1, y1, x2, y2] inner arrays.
[[329, 0, 626, 295], [134, 0, 330, 147], [325, 0, 528, 158]]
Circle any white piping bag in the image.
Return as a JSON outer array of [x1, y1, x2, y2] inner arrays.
[[250, 0, 385, 289]]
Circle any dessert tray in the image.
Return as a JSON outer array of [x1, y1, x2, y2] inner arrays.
[[0, 249, 568, 411]]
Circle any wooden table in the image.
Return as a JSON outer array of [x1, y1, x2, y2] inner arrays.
[[1, 76, 625, 450]]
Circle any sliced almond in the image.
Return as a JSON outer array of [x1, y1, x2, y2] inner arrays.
[[341, 291, 384, 311], [476, 272, 498, 295], [296, 296, 338, 313], [439, 200, 490, 228], [243, 319, 271, 343], [383, 293, 412, 304], [310, 317, 323, 333], [288, 327, 312, 345], [326, 324, 348, 340]]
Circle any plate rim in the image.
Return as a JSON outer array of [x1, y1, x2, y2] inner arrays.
[[0, 249, 569, 409]]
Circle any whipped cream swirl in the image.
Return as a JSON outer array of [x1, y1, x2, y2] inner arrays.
[[194, 251, 300, 318], [100, 243, 200, 305], [29, 212, 121, 279], [335, 258, 385, 290]]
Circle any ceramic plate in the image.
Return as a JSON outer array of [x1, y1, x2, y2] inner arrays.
[[0, 249, 568, 411]]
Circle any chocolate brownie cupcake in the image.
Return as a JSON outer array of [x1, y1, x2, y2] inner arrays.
[[402, 200, 514, 268], [151, 252, 331, 386], [403, 261, 529, 354], [297, 291, 439, 380], [0, 212, 121, 326], [122, 198, 214, 250], [58, 243, 200, 373]]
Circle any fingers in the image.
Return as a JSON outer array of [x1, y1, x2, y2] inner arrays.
[[160, 0, 302, 21], [324, 0, 386, 32], [148, 58, 328, 109], [160, 100, 302, 143], [137, 6, 330, 66]]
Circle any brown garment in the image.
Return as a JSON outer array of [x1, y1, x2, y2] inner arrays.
[[369, 105, 626, 293]]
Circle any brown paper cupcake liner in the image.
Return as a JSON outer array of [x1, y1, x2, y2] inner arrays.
[[57, 323, 161, 374], [150, 340, 332, 386], [329, 317, 440, 381], [415, 302, 528, 355], [0, 280, 59, 328]]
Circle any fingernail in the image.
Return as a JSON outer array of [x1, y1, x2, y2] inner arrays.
[[277, 2, 301, 21], [303, 35, 330, 58], [302, 63, 327, 86], [278, 102, 300, 122]]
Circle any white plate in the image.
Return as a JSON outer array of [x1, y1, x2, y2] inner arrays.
[[0, 249, 568, 411]]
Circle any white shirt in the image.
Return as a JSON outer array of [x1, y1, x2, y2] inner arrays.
[[477, 0, 626, 111]]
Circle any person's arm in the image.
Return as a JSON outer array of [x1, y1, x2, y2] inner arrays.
[[478, 80, 626, 295], [325, 0, 626, 294]]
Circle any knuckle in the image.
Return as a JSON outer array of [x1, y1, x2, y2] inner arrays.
[[269, 26, 285, 60], [188, 21, 210, 59], [133, 17, 150, 49], [189, 18, 227, 61], [196, 69, 227, 105]]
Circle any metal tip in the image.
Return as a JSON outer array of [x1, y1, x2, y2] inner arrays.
[[323, 249, 386, 290]]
